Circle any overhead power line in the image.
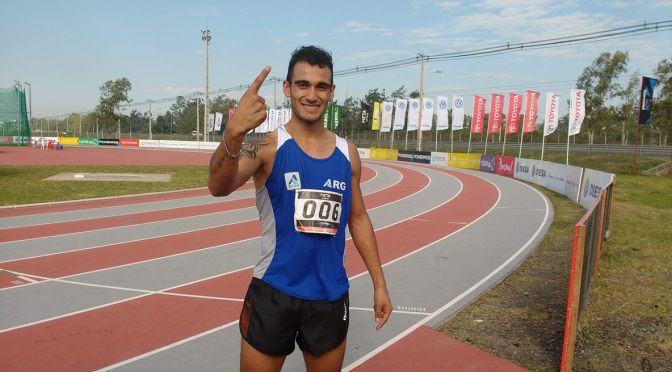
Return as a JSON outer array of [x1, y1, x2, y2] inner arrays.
[[50, 20, 671, 118]]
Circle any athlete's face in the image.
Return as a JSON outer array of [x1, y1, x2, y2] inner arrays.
[[283, 61, 335, 125]]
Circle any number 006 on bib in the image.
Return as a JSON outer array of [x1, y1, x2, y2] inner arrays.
[[294, 189, 343, 235]]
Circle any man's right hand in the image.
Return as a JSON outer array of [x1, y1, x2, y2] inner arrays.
[[226, 66, 271, 138]]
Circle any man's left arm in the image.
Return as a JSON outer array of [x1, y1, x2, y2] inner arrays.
[[347, 142, 392, 330]]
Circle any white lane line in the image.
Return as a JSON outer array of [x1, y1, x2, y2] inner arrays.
[[25, 164, 466, 369], [95, 320, 240, 372], [0, 163, 428, 286], [0, 202, 257, 246], [0, 266, 253, 334], [343, 177, 550, 371]]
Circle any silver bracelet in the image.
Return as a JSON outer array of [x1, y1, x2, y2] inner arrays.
[[223, 139, 243, 158]]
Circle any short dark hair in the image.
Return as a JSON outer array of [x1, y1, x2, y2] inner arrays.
[[286, 45, 333, 84]]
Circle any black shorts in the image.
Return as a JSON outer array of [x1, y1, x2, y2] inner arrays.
[[239, 278, 349, 356]]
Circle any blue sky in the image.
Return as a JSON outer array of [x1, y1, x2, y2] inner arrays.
[[2, 0, 671, 117]]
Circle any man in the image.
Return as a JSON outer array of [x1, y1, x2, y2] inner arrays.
[[208, 46, 392, 372]]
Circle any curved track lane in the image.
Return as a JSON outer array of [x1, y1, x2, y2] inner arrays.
[[0, 156, 551, 372]]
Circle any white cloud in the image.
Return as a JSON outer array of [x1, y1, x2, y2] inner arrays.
[[295, 32, 309, 38], [343, 21, 392, 34], [437, 0, 462, 10]]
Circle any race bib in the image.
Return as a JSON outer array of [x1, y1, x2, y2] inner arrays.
[[294, 189, 342, 235]]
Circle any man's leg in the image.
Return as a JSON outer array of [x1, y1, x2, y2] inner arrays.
[[302, 339, 346, 372], [240, 338, 286, 372]]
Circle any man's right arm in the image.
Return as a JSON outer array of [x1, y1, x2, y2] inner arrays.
[[207, 66, 271, 197]]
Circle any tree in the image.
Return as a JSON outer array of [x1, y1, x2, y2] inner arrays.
[[364, 88, 387, 105], [95, 78, 132, 134], [390, 85, 407, 100], [617, 72, 641, 144], [576, 51, 629, 144], [654, 58, 672, 145]]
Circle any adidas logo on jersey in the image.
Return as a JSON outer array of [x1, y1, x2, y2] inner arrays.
[[284, 172, 301, 190], [323, 179, 346, 191]]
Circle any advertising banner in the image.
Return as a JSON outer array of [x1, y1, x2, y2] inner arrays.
[[159, 140, 199, 150], [369, 147, 398, 160], [58, 137, 79, 145], [430, 151, 448, 167], [139, 139, 159, 148], [452, 95, 465, 131], [505, 93, 523, 135], [215, 112, 223, 131], [638, 76, 658, 124], [393, 99, 407, 131], [564, 165, 583, 202], [487, 94, 504, 134], [381, 101, 393, 133], [407, 99, 420, 131], [568, 89, 586, 136], [78, 137, 99, 146], [495, 155, 515, 177], [480, 155, 496, 173], [471, 95, 486, 134], [397, 150, 431, 164], [421, 99, 433, 131], [357, 148, 371, 159], [371, 102, 381, 131], [543, 92, 560, 136], [579, 169, 614, 209], [523, 90, 540, 133], [99, 138, 119, 146], [436, 96, 449, 131], [514, 157, 536, 183], [120, 138, 140, 147], [448, 153, 481, 170]]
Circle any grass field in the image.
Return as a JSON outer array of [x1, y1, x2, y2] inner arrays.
[[1, 153, 670, 370], [439, 156, 672, 371]]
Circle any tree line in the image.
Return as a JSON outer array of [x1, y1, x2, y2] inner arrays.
[[36, 51, 672, 145]]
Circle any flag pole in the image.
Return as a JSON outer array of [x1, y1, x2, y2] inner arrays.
[[468, 130, 472, 154], [502, 133, 507, 155], [484, 132, 489, 155], [519, 130, 524, 158], [541, 131, 546, 161]]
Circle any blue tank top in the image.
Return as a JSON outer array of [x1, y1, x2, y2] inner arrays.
[[253, 126, 352, 301]]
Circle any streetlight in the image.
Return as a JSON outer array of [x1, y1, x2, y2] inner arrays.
[[202, 29, 211, 144]]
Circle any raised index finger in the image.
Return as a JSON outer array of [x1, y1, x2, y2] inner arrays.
[[248, 66, 271, 94]]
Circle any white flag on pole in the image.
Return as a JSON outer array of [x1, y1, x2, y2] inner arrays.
[[436, 96, 449, 131], [381, 101, 393, 133], [215, 112, 223, 131], [543, 92, 560, 137], [421, 98, 433, 131], [282, 109, 292, 125], [393, 99, 407, 131], [257, 110, 269, 133], [452, 95, 465, 131], [568, 89, 586, 136], [407, 98, 420, 131]]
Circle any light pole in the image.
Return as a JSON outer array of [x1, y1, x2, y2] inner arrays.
[[416, 54, 427, 151], [202, 29, 211, 143]]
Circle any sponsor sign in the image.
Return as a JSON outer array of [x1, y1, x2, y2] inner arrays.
[[579, 169, 614, 209], [99, 138, 119, 146], [159, 140, 199, 150], [397, 150, 431, 164], [139, 139, 159, 148], [564, 165, 583, 203], [369, 147, 398, 160], [447, 153, 481, 170], [480, 155, 496, 173], [357, 148, 371, 159], [495, 156, 515, 177], [120, 138, 140, 147], [514, 157, 536, 183], [430, 152, 448, 167], [58, 137, 79, 145], [79, 137, 99, 146], [198, 141, 219, 151]]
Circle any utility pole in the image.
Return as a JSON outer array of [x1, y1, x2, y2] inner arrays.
[[196, 92, 200, 145], [416, 53, 426, 151], [148, 100, 153, 140], [202, 29, 211, 142]]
